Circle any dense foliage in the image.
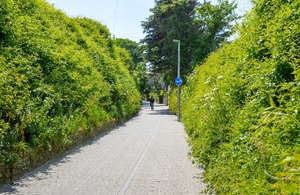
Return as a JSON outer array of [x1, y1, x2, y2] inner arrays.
[[0, 0, 141, 167], [177, 0, 300, 193], [142, 0, 237, 83], [113, 38, 149, 95]]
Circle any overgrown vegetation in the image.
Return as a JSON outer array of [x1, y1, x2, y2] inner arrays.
[[0, 0, 142, 170], [174, 0, 300, 193], [113, 38, 149, 95]]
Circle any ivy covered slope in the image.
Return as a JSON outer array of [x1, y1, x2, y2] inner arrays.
[[0, 0, 141, 164], [181, 0, 299, 193]]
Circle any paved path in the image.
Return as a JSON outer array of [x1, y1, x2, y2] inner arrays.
[[0, 103, 206, 195]]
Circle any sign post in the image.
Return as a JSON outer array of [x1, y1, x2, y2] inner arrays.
[[173, 39, 181, 121]]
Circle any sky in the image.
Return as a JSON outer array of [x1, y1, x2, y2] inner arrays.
[[45, 0, 253, 43]]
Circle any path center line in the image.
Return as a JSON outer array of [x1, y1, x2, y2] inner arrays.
[[69, 115, 150, 195], [118, 116, 162, 195]]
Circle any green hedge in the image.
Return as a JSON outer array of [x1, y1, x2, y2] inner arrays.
[[0, 0, 141, 168], [176, 0, 300, 193]]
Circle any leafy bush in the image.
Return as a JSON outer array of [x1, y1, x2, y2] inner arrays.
[[174, 0, 300, 193], [0, 0, 141, 168]]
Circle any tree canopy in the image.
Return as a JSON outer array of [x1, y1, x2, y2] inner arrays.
[[142, 0, 238, 83]]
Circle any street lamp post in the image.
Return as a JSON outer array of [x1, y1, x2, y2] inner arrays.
[[173, 39, 181, 122]]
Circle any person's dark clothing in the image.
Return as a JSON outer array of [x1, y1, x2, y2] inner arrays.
[[149, 97, 155, 104]]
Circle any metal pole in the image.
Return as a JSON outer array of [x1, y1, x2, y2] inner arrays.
[[177, 41, 180, 122], [177, 41, 180, 78], [173, 39, 181, 122]]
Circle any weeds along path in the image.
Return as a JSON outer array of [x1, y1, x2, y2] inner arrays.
[[0, 102, 206, 195]]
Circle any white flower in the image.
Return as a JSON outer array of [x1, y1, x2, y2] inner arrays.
[[217, 75, 223, 80]]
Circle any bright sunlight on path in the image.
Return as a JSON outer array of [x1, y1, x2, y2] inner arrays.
[[0, 102, 206, 195]]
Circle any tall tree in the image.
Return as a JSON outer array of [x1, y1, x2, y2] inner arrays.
[[142, 0, 238, 84], [142, 0, 199, 83], [193, 0, 238, 63]]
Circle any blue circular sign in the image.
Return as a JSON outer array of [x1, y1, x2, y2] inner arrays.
[[175, 77, 183, 85]]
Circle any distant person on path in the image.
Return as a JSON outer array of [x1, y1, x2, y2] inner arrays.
[[149, 96, 155, 110]]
